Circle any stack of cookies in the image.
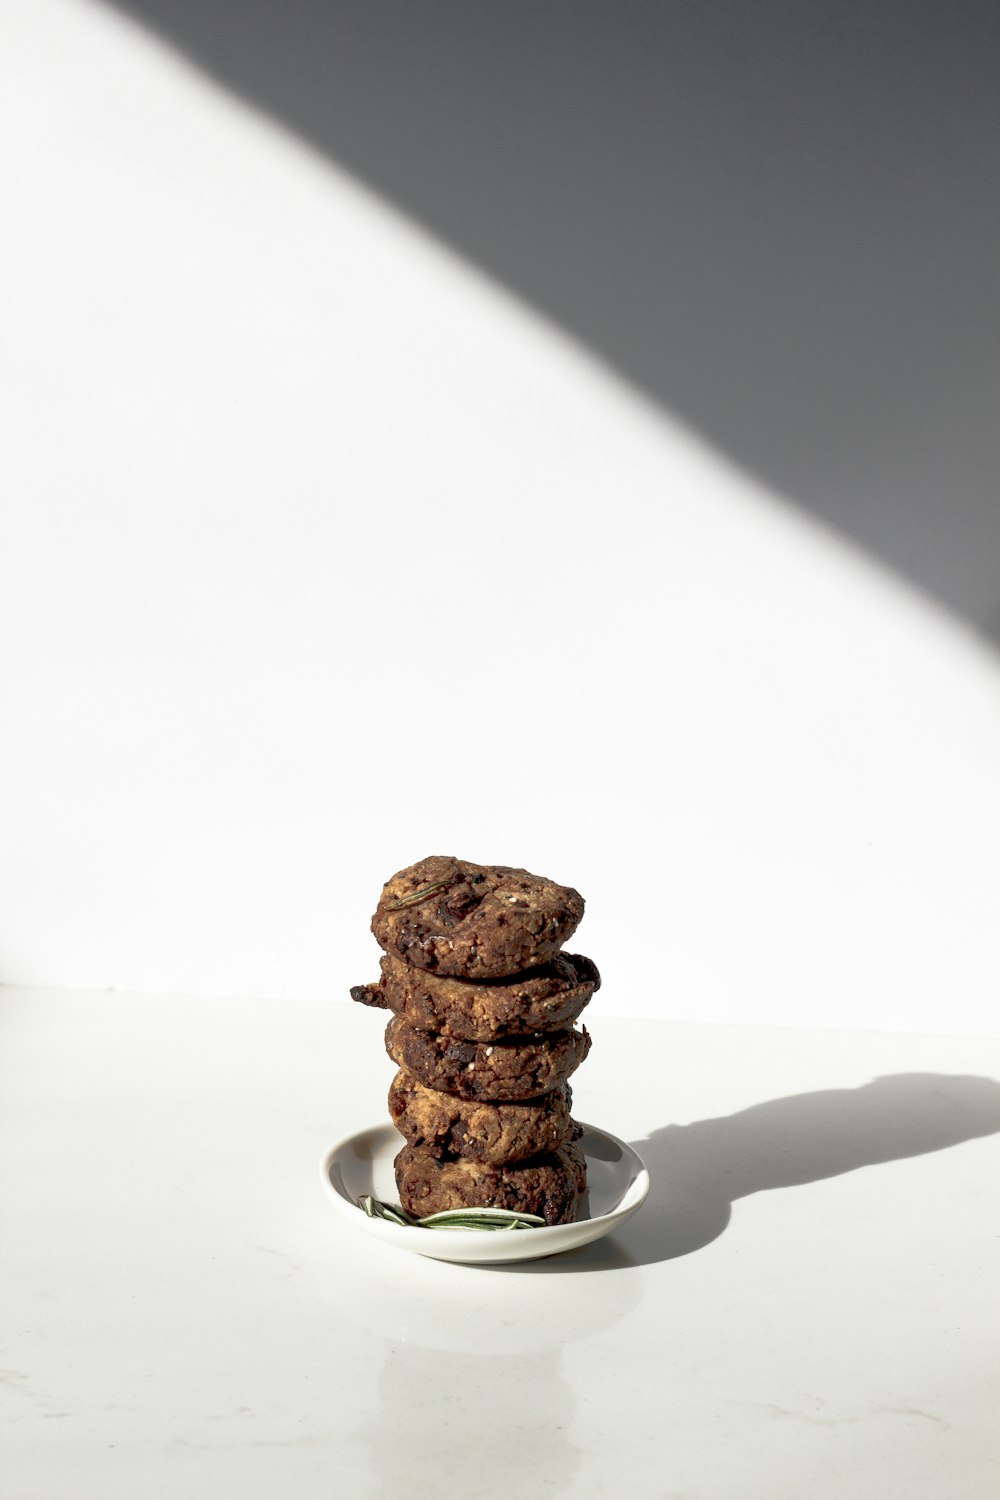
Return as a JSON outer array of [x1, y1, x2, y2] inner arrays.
[[351, 855, 598, 1226]]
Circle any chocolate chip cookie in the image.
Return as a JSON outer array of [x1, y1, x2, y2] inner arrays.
[[384, 1015, 591, 1102], [394, 1140, 588, 1226], [371, 855, 585, 979], [352, 950, 599, 1041], [388, 1068, 579, 1164]]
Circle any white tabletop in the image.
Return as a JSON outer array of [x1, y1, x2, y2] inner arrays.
[[2, 987, 998, 1499]]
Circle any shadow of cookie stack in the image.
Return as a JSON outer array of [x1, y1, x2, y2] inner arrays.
[[351, 855, 599, 1226]]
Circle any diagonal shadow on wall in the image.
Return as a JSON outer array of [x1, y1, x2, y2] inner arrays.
[[108, 0, 1000, 642]]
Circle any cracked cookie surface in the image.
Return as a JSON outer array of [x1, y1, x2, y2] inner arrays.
[[352, 950, 599, 1041], [371, 855, 585, 979], [394, 1140, 587, 1225], [388, 1068, 579, 1164], [385, 1015, 591, 1101]]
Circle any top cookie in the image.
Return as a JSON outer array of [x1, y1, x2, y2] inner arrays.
[[371, 855, 585, 979]]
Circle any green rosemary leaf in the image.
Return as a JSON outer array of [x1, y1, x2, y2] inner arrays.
[[377, 1206, 414, 1227], [357, 1194, 413, 1226], [356, 1196, 545, 1231], [416, 1206, 548, 1230], [417, 1207, 546, 1228], [387, 880, 451, 911]]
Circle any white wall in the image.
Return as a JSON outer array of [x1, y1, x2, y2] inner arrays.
[[2, 0, 999, 1034]]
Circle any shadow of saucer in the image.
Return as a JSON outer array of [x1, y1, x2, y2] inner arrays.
[[615, 1071, 1000, 1267]]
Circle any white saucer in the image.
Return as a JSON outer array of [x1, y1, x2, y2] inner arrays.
[[319, 1121, 649, 1264]]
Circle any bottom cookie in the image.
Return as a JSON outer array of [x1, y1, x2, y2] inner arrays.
[[394, 1141, 588, 1227]]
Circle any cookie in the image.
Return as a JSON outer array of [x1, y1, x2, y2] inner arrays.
[[371, 855, 585, 979], [385, 1015, 591, 1102], [388, 1068, 579, 1164], [352, 950, 599, 1041], [394, 1140, 587, 1226]]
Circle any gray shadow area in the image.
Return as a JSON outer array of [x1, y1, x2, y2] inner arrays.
[[106, 0, 1000, 640], [615, 1071, 1000, 1267]]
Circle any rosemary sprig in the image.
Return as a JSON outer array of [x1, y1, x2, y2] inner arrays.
[[357, 1194, 416, 1227], [387, 880, 451, 911], [357, 1195, 546, 1232], [418, 1208, 545, 1231]]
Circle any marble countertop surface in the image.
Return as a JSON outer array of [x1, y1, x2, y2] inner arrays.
[[2, 987, 998, 1499]]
